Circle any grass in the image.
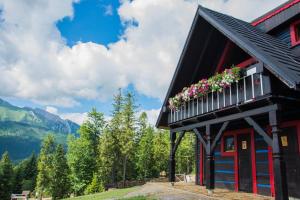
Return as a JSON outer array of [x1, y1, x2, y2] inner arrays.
[[61, 187, 147, 200]]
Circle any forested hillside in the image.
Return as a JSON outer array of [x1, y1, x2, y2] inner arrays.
[[0, 99, 79, 161], [0, 91, 195, 200]]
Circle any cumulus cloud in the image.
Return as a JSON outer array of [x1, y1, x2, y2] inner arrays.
[[46, 106, 58, 115], [60, 112, 88, 125], [139, 109, 161, 126], [0, 0, 287, 108]]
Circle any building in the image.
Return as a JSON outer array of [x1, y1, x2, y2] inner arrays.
[[155, 1, 300, 200]]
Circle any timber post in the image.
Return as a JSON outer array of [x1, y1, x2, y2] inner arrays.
[[269, 110, 288, 200], [169, 131, 176, 183], [205, 124, 215, 192]]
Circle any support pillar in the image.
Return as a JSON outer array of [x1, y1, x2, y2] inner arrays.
[[205, 125, 215, 192], [169, 131, 176, 183], [269, 110, 288, 200]]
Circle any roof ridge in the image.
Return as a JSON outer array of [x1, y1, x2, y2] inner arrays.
[[199, 6, 300, 88], [251, 0, 300, 26]]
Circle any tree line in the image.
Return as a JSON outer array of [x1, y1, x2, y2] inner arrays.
[[0, 90, 195, 200]]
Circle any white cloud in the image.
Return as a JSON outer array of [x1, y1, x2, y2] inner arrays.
[[138, 108, 161, 126], [104, 4, 113, 16], [0, 0, 287, 108], [60, 112, 88, 125], [46, 106, 58, 115]]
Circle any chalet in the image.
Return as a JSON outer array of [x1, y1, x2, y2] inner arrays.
[[156, 1, 300, 200]]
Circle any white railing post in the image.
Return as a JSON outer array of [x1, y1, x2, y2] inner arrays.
[[206, 95, 209, 112], [223, 89, 226, 107], [236, 82, 239, 104], [217, 92, 220, 109], [251, 74, 255, 98], [230, 84, 232, 105], [201, 96, 204, 114], [196, 98, 199, 115], [184, 104, 186, 119], [181, 105, 183, 120], [211, 91, 214, 111], [260, 73, 264, 95], [192, 99, 194, 116], [243, 76, 247, 101]]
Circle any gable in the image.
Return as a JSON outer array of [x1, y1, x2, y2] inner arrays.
[[156, 6, 300, 128]]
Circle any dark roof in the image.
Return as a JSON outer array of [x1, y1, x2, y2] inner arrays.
[[252, 0, 299, 24], [252, 0, 300, 32], [199, 6, 300, 88], [156, 6, 300, 128]]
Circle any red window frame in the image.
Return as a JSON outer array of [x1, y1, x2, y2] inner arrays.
[[220, 129, 257, 193], [290, 19, 300, 47]]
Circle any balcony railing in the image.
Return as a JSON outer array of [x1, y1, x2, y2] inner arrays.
[[168, 64, 271, 124]]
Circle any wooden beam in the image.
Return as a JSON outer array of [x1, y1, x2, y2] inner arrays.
[[211, 121, 229, 152], [269, 110, 288, 200], [172, 131, 185, 155], [205, 124, 215, 190], [244, 117, 273, 147], [193, 128, 207, 150], [169, 131, 176, 182], [190, 28, 214, 84], [172, 104, 278, 132]]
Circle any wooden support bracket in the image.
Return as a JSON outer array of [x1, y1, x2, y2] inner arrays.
[[211, 121, 229, 152], [244, 117, 273, 147]]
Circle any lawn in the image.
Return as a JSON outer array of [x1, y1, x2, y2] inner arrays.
[[61, 187, 154, 200]]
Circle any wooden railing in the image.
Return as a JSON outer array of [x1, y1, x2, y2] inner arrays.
[[168, 64, 271, 124]]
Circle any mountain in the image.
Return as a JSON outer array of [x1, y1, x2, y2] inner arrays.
[[0, 98, 80, 161]]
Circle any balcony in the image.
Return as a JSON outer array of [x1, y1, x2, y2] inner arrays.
[[168, 63, 271, 124]]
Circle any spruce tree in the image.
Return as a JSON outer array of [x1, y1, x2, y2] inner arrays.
[[67, 133, 95, 195], [120, 92, 136, 185], [98, 90, 123, 186], [50, 144, 70, 199], [36, 135, 56, 198], [0, 151, 14, 200], [137, 125, 157, 179], [22, 153, 37, 191]]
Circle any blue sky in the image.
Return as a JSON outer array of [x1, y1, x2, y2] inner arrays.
[[0, 0, 287, 125], [2, 0, 163, 123], [57, 0, 124, 47]]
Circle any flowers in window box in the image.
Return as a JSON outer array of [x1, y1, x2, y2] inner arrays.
[[208, 73, 223, 92], [196, 79, 209, 96], [168, 66, 241, 110]]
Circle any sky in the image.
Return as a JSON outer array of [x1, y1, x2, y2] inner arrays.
[[0, 0, 288, 125]]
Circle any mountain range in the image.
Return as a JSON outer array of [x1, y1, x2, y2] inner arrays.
[[0, 98, 80, 161]]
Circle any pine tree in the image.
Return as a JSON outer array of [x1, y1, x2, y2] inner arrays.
[[136, 125, 157, 179], [22, 153, 37, 191], [67, 134, 95, 195], [98, 90, 123, 186], [153, 130, 170, 174], [50, 144, 70, 199], [12, 165, 23, 193], [0, 151, 14, 200], [84, 173, 104, 195], [36, 135, 56, 198], [120, 92, 136, 185], [81, 107, 106, 156]]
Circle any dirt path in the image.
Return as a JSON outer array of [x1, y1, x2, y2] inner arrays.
[[124, 182, 216, 200], [124, 182, 273, 200]]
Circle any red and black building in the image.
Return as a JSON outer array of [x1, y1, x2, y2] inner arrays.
[[156, 1, 300, 199]]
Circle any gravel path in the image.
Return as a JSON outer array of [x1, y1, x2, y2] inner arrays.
[[124, 182, 272, 200], [124, 182, 216, 200]]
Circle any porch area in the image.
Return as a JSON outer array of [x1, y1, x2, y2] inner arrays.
[[124, 182, 273, 200], [168, 103, 294, 200]]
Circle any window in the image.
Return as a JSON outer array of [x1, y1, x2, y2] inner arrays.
[[290, 20, 300, 46], [224, 136, 235, 152]]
